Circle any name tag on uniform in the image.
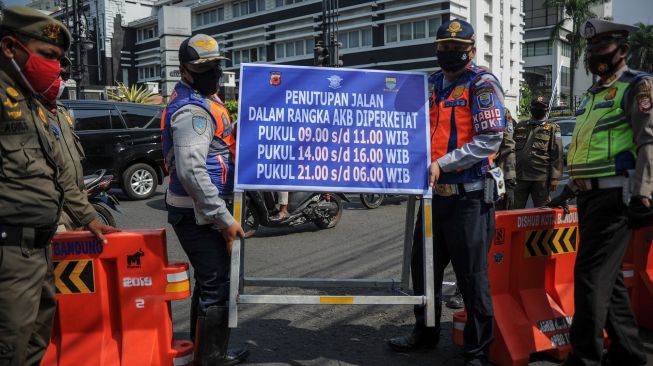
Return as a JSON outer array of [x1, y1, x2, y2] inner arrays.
[[593, 101, 615, 109], [443, 99, 467, 108]]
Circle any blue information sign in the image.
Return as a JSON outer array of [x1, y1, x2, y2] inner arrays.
[[235, 64, 430, 195]]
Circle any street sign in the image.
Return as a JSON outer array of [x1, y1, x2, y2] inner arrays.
[[235, 63, 430, 195]]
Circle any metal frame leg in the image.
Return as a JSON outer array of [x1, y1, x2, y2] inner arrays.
[[401, 195, 417, 290], [229, 191, 244, 328], [422, 198, 435, 327]]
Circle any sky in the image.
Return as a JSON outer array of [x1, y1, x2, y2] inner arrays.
[[3, 0, 652, 25]]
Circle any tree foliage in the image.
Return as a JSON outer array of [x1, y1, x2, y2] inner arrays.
[[225, 100, 239, 122], [107, 82, 159, 104], [545, 0, 609, 106], [518, 81, 533, 119], [629, 22, 653, 73]]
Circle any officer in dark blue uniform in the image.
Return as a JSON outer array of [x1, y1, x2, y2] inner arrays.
[[389, 20, 504, 366]]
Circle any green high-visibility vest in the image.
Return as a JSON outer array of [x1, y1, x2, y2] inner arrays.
[[567, 71, 644, 179]]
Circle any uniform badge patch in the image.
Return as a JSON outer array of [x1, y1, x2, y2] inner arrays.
[[192, 115, 208, 135], [6, 87, 20, 99], [447, 21, 463, 37], [638, 95, 652, 113], [506, 120, 514, 133], [42, 23, 61, 40], [3, 99, 18, 108], [555, 131, 562, 139], [452, 85, 465, 99], [477, 92, 494, 109], [65, 114, 73, 126], [604, 87, 618, 101], [637, 82, 651, 94], [6, 110, 22, 119], [38, 108, 46, 124]]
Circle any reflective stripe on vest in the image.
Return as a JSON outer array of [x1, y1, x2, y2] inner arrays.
[[161, 83, 236, 196], [567, 71, 646, 179]]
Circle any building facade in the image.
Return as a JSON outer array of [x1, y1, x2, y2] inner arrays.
[[56, 0, 523, 111], [522, 0, 612, 108]]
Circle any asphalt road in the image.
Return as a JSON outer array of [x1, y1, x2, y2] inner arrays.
[[112, 184, 653, 366]]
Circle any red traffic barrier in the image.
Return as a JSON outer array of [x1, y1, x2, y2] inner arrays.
[[453, 208, 580, 366], [626, 225, 653, 330], [41, 229, 193, 366]]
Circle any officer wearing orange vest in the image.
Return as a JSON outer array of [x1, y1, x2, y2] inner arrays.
[[161, 34, 249, 365], [389, 19, 505, 366]]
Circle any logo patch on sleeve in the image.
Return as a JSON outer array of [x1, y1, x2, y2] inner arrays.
[[477, 92, 495, 109], [192, 115, 208, 135], [638, 95, 652, 113]]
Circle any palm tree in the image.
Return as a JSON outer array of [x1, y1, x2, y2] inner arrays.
[[107, 82, 159, 104], [545, 0, 608, 109], [629, 23, 653, 73]]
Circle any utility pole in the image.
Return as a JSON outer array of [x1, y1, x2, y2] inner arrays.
[[72, 0, 84, 98], [315, 0, 341, 67]]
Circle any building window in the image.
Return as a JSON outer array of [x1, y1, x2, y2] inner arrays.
[[524, 40, 552, 57], [137, 65, 160, 81], [233, 0, 266, 17], [560, 65, 570, 88], [561, 41, 571, 57], [275, 0, 303, 6], [340, 29, 372, 49], [524, 0, 559, 28], [193, 7, 224, 27], [275, 39, 314, 59], [524, 65, 553, 96], [232, 46, 267, 65], [136, 25, 158, 42], [386, 17, 441, 44]]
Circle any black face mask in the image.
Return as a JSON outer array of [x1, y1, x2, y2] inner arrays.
[[531, 108, 547, 120], [436, 50, 471, 72], [188, 67, 222, 95], [586, 47, 622, 76]]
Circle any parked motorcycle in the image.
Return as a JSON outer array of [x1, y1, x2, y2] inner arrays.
[[85, 169, 121, 227], [359, 193, 386, 209], [243, 191, 349, 238]]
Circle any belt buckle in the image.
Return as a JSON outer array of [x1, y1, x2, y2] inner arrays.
[[434, 184, 455, 197]]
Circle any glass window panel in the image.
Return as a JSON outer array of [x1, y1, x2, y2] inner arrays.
[[234, 51, 241, 64], [73, 109, 113, 131], [242, 50, 250, 62], [362, 29, 372, 46], [341, 35, 348, 49], [276, 43, 285, 58], [233, 3, 240, 17], [260, 47, 266, 60], [276, 0, 283, 6], [218, 8, 224, 20], [348, 31, 359, 48], [306, 38, 315, 52], [428, 18, 440, 37], [295, 40, 304, 54], [286, 42, 295, 57], [400, 23, 412, 41], [386, 24, 397, 43], [258, 0, 265, 11], [250, 48, 258, 62], [414, 21, 426, 39]]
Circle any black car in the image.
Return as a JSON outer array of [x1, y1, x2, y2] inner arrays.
[[62, 100, 166, 200]]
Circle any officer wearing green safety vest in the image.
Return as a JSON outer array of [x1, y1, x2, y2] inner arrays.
[[549, 19, 653, 366]]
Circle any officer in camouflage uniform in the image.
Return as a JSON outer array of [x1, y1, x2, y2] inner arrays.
[[513, 97, 563, 208], [494, 108, 517, 210], [550, 19, 653, 366], [0, 7, 116, 366]]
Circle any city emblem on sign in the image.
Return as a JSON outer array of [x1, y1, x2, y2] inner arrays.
[[269, 71, 282, 86]]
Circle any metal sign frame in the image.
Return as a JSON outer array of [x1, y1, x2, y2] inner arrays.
[[228, 192, 435, 328]]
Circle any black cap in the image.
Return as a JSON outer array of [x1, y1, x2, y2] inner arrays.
[[179, 34, 228, 65], [531, 96, 549, 110]]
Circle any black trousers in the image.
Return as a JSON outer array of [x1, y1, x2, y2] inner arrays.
[[567, 188, 646, 366], [168, 206, 231, 314], [411, 190, 495, 359]]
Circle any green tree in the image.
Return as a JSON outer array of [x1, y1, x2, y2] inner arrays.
[[518, 81, 533, 119], [225, 100, 239, 122], [629, 22, 653, 73], [107, 82, 159, 104], [545, 0, 608, 107]]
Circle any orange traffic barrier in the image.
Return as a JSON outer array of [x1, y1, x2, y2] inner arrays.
[[42, 229, 193, 366], [626, 225, 653, 330], [453, 208, 580, 366]]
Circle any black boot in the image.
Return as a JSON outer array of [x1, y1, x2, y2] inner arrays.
[[194, 306, 250, 366], [388, 326, 439, 352]]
